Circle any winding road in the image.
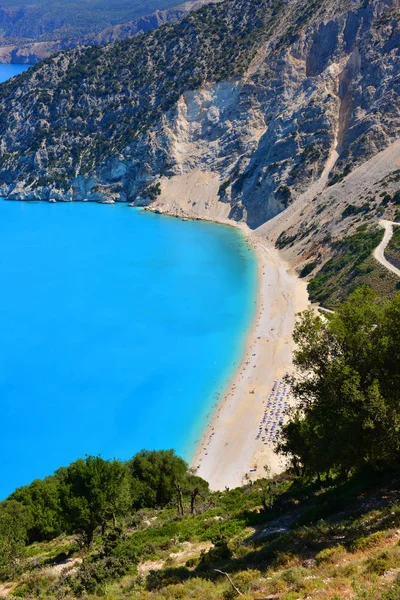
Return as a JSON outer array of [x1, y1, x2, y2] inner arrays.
[[373, 220, 400, 278]]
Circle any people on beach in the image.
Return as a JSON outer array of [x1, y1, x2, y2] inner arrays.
[[255, 379, 291, 445]]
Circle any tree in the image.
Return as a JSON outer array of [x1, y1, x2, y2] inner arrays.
[[0, 500, 32, 580], [278, 288, 400, 478], [127, 449, 187, 509], [182, 471, 209, 515], [11, 476, 62, 543], [57, 456, 131, 546]]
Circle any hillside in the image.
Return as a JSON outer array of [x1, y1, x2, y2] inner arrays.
[[0, 0, 182, 41], [2, 464, 400, 600], [0, 0, 398, 289], [0, 0, 216, 64]]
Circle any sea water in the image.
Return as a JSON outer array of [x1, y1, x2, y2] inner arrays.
[[0, 201, 257, 498], [0, 63, 33, 83], [0, 64, 258, 498]]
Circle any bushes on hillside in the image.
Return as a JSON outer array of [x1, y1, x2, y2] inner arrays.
[[278, 288, 400, 478], [0, 450, 209, 581]]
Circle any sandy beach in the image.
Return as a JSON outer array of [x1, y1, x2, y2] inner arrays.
[[149, 171, 310, 490], [190, 224, 309, 489]]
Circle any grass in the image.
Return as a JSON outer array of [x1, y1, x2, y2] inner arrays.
[[307, 225, 399, 308], [3, 471, 400, 599]]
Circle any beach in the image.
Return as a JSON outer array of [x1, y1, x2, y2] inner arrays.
[[190, 224, 309, 489], [148, 171, 310, 490]]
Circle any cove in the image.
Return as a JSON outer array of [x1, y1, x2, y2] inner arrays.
[[0, 200, 257, 498]]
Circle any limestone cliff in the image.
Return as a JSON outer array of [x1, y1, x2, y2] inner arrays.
[[0, 0, 398, 271]]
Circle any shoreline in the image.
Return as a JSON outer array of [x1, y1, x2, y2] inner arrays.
[[145, 200, 309, 490], [3, 190, 309, 491], [185, 223, 259, 465]]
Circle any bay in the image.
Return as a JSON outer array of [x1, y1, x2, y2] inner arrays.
[[0, 200, 257, 498]]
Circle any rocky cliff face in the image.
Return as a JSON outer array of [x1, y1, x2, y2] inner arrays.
[[0, 0, 398, 240]]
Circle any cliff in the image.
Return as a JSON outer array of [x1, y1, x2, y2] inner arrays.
[[0, 0, 398, 284]]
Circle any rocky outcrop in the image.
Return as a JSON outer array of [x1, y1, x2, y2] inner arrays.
[[0, 0, 398, 248], [0, 42, 62, 64]]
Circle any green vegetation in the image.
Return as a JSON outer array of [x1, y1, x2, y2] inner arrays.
[[299, 261, 317, 278], [144, 182, 161, 202], [279, 288, 400, 478], [218, 178, 231, 199], [2, 467, 400, 598], [327, 165, 351, 186], [4, 451, 199, 547], [307, 225, 399, 307], [57, 457, 131, 546], [277, 185, 292, 208], [1, 291, 400, 599], [341, 203, 370, 218], [275, 230, 298, 250]]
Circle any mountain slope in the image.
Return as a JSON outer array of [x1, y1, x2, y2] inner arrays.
[[0, 0, 184, 41], [0, 0, 398, 282], [0, 0, 217, 64], [2, 469, 400, 600]]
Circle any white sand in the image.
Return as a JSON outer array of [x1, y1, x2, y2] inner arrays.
[[149, 171, 310, 490], [190, 224, 309, 489]]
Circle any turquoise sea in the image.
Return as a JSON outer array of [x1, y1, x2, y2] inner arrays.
[[0, 65, 257, 499], [0, 201, 258, 499]]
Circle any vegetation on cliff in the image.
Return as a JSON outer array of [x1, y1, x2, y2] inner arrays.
[[307, 225, 390, 307], [0, 0, 282, 186], [385, 226, 400, 271]]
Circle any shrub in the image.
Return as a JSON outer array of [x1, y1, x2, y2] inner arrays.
[[218, 178, 231, 198], [364, 550, 394, 575], [272, 551, 300, 569], [281, 567, 307, 585], [299, 261, 317, 278], [277, 185, 292, 207], [231, 569, 262, 593], [145, 182, 161, 202], [315, 545, 346, 565], [69, 555, 133, 596], [349, 531, 387, 553]]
